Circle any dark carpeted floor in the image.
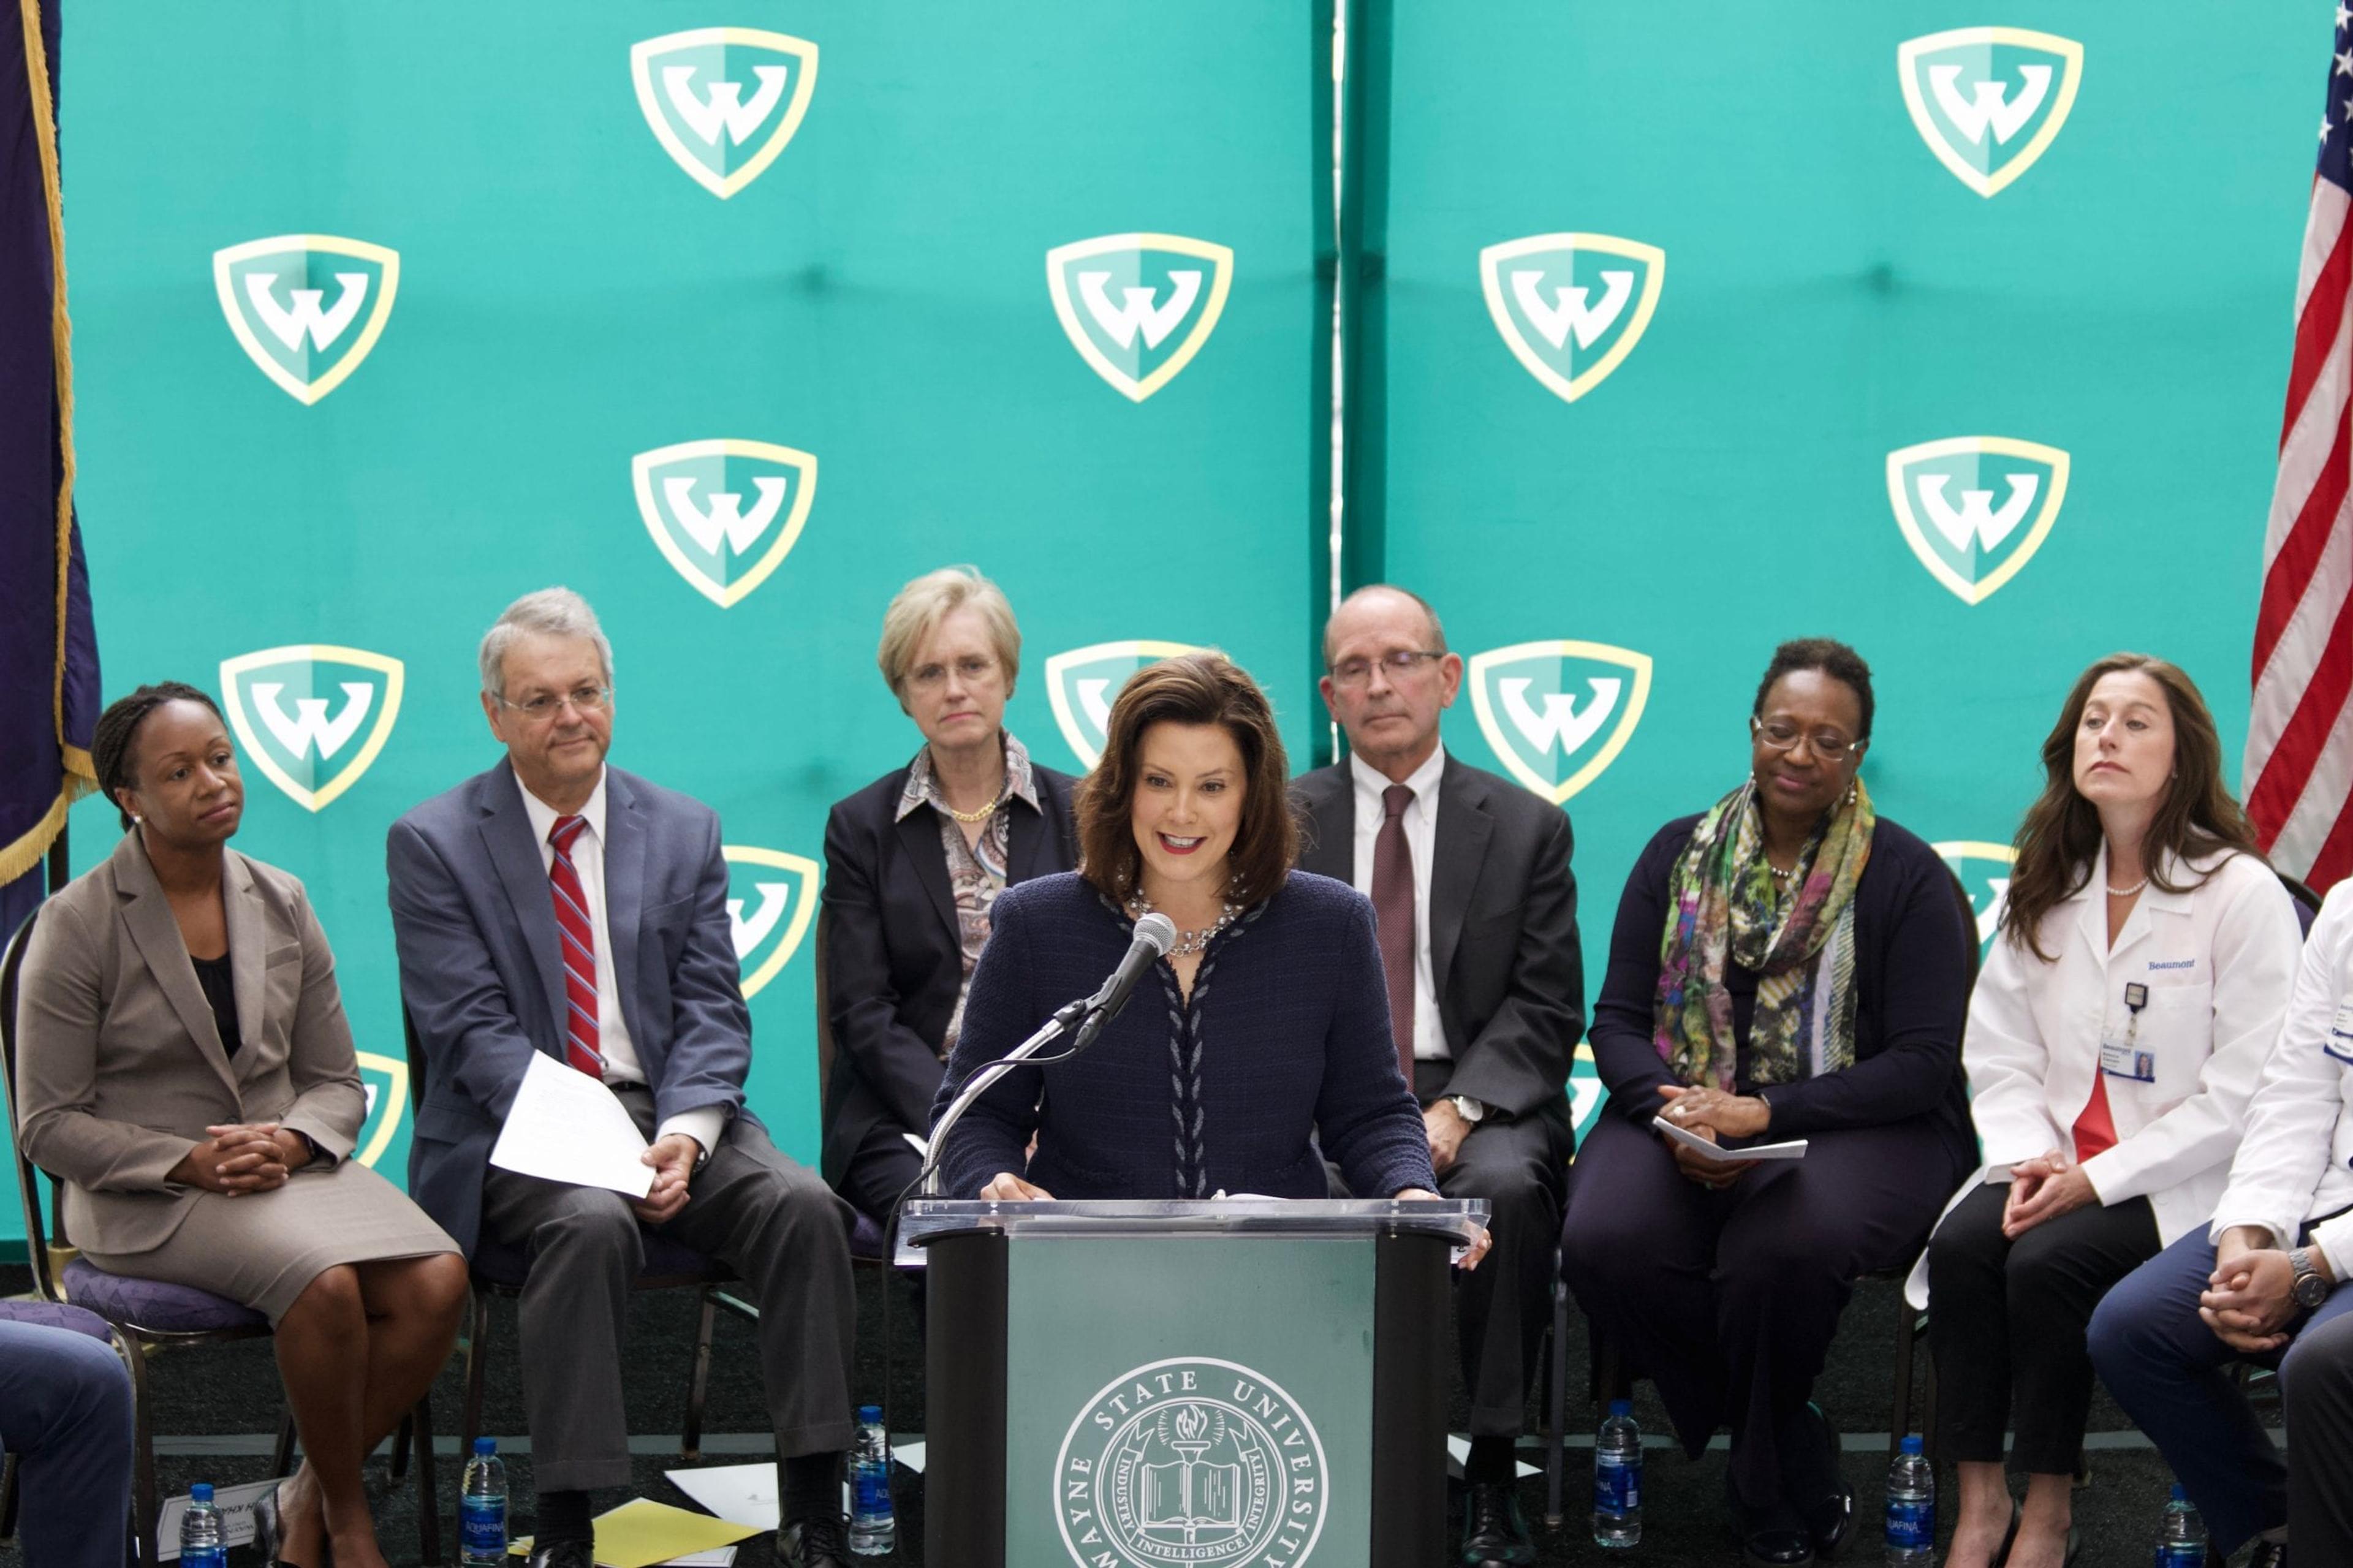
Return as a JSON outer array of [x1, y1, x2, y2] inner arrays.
[[0, 1261, 2253, 1566]]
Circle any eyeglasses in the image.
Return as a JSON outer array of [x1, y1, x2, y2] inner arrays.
[[906, 656, 999, 691], [495, 684, 612, 721], [1328, 650, 1447, 688], [1751, 717, 1862, 760]]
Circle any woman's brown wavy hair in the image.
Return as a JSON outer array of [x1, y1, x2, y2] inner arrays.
[[2001, 653, 2263, 961], [1074, 653, 1299, 908]]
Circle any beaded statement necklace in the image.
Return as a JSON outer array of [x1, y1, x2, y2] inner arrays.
[[1124, 893, 1239, 957]]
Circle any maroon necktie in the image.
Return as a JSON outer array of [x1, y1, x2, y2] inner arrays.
[[548, 814, 604, 1078], [1371, 782, 1417, 1081]]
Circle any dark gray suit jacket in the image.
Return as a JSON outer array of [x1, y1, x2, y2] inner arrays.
[[1292, 751, 1585, 1123], [387, 762, 753, 1255]]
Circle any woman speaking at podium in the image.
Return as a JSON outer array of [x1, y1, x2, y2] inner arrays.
[[928, 653, 1449, 1215]]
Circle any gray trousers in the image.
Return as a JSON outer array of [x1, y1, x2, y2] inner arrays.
[[481, 1088, 857, 1491]]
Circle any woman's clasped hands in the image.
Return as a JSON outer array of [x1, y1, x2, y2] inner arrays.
[[168, 1122, 309, 1196], [1656, 1083, 1769, 1190], [1999, 1147, 2098, 1240]]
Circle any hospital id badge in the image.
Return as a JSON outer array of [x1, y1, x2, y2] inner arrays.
[[2327, 998, 2353, 1065], [2099, 1036, 2156, 1083]]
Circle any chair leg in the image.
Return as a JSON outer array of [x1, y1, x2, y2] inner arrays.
[[1, 1451, 19, 1544], [126, 1337, 159, 1568], [412, 1395, 442, 1567], [391, 1411, 412, 1480], [271, 1409, 297, 1478], [1920, 1341, 1939, 1473], [461, 1289, 491, 1461], [1545, 1273, 1569, 1528], [1888, 1298, 1917, 1465], [682, 1288, 718, 1464]]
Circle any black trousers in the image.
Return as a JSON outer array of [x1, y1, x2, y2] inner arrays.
[[1926, 1181, 2158, 1474], [1414, 1071, 1574, 1437], [838, 1121, 925, 1223], [1559, 1111, 1960, 1509], [2283, 1307, 2353, 1560]]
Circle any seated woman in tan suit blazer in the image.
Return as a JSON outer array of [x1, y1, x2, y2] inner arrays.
[[15, 683, 468, 1568]]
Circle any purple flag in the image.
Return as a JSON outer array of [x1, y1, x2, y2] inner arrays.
[[2, 0, 99, 935]]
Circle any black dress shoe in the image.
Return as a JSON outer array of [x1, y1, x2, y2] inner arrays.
[[1743, 1523, 1817, 1567], [525, 1541, 596, 1568], [1792, 1404, 1852, 1557], [1459, 1480, 1535, 1567], [782, 1515, 852, 1568]]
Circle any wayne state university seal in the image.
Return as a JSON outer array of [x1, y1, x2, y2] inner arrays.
[[1056, 1357, 1330, 1568]]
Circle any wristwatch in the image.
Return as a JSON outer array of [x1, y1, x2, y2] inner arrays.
[[2291, 1246, 2333, 1309], [1449, 1095, 1487, 1124]]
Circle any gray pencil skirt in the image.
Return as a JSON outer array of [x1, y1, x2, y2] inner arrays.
[[78, 1157, 459, 1323]]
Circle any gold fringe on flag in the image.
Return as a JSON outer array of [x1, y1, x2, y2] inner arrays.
[[0, 0, 93, 888]]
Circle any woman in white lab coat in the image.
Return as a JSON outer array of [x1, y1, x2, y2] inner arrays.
[[1919, 654, 2300, 1568]]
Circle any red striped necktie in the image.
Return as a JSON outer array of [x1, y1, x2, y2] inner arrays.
[[548, 814, 604, 1078]]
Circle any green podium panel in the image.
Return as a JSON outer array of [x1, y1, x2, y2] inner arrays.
[[912, 1199, 1485, 1568], [1008, 1236, 1373, 1568]]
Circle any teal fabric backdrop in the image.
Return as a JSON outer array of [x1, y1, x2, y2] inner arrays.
[[10, 3, 1324, 1239], [5, 4, 2323, 1242]]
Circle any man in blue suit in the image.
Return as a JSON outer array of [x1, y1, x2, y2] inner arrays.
[[389, 588, 856, 1568]]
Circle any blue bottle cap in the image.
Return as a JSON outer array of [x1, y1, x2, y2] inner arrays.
[[1900, 1434, 1923, 1455], [2171, 1484, 2189, 1501], [473, 1436, 496, 1455], [858, 1404, 883, 1423], [190, 1483, 213, 1503], [1607, 1398, 1632, 1417]]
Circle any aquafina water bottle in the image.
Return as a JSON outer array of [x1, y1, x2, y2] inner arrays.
[[178, 1483, 227, 1568], [1593, 1397, 1642, 1548], [460, 1436, 509, 1567], [2154, 1484, 2206, 1566], [1884, 1434, 1934, 1566], [849, 1404, 895, 1556]]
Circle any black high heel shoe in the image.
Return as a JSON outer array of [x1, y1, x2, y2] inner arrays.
[[252, 1477, 325, 1568]]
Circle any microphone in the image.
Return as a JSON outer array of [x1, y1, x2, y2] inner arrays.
[[1070, 912, 1177, 1054], [921, 912, 1178, 1193]]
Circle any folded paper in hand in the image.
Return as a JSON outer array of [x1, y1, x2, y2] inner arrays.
[[1651, 1115, 1808, 1163], [490, 1051, 656, 1197]]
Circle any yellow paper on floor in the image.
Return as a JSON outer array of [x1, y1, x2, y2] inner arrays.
[[505, 1498, 761, 1568]]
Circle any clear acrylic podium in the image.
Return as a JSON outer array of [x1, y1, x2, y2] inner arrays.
[[901, 1197, 1488, 1568]]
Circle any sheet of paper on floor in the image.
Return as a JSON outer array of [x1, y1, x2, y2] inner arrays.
[[1444, 1434, 1541, 1480]]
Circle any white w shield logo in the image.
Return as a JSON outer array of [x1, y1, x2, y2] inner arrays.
[[1480, 233, 1665, 404], [631, 28, 819, 199], [219, 645, 404, 812], [1886, 436, 2071, 605], [1045, 640, 1205, 769], [213, 236, 400, 404], [633, 439, 818, 608], [1934, 841, 2017, 951], [1046, 234, 1233, 402], [1468, 641, 1653, 806], [1898, 28, 2084, 197], [352, 1051, 410, 1170], [723, 846, 820, 999]]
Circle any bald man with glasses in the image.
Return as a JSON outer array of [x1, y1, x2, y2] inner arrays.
[[1292, 585, 1583, 1568]]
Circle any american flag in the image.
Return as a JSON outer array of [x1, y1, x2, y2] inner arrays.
[[2247, 4, 2353, 891]]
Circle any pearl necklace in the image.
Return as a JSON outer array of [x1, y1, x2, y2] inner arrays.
[[2105, 876, 2147, 896], [1126, 895, 1239, 957], [1767, 861, 1800, 886]]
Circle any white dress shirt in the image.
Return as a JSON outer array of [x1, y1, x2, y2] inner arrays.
[[1349, 746, 1448, 1062], [2211, 880, 2353, 1277], [516, 766, 726, 1160]]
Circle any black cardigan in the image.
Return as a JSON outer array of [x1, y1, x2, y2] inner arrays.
[[1588, 811, 1975, 1169]]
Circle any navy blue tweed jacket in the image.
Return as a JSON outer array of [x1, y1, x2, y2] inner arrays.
[[931, 870, 1436, 1202]]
